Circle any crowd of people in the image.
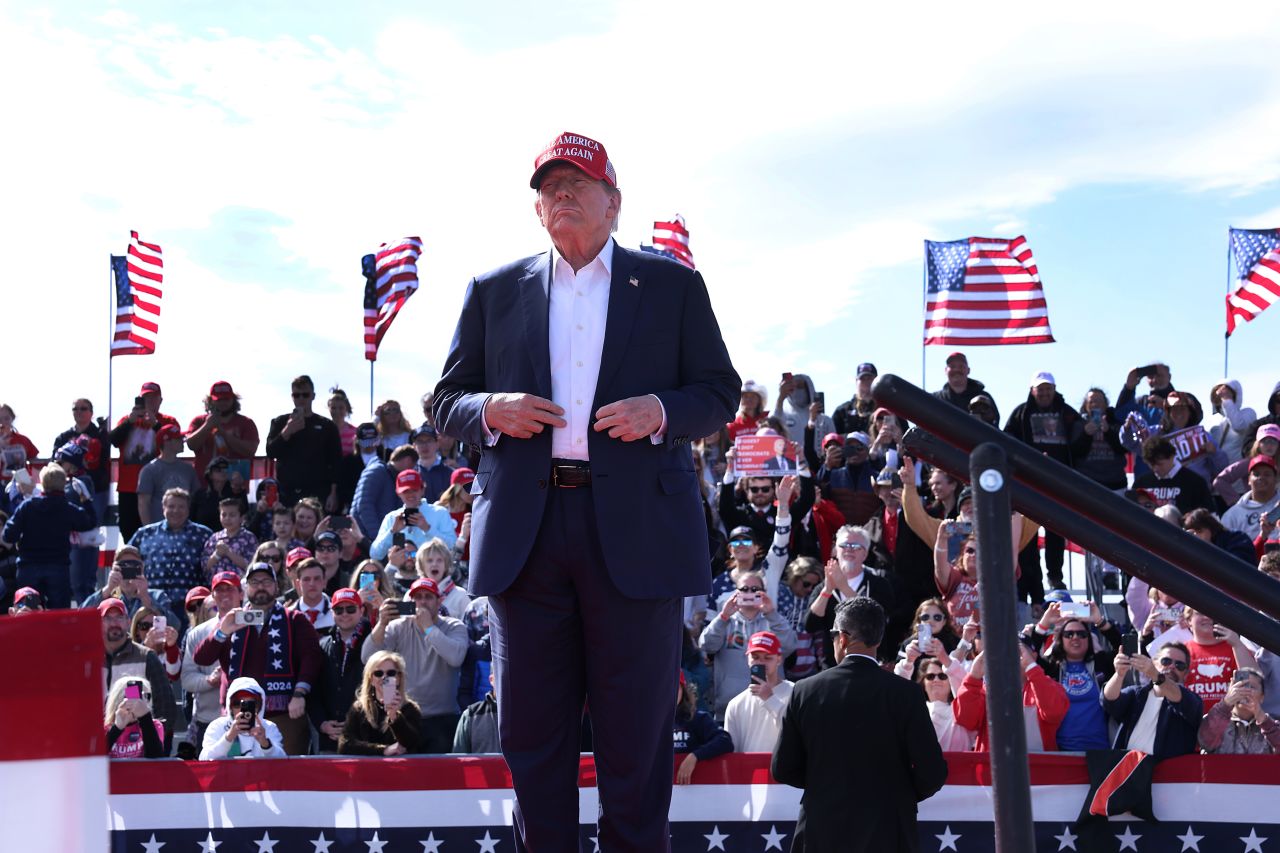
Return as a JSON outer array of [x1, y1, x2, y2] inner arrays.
[[2, 355, 1278, 761]]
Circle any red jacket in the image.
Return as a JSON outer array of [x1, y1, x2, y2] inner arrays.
[[952, 666, 1070, 751]]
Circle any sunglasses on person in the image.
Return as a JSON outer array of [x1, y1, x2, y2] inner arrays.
[[263, 554, 283, 563], [1061, 629, 1090, 640], [747, 486, 773, 494], [919, 613, 946, 623], [922, 673, 948, 682], [797, 578, 818, 590], [116, 560, 143, 570], [291, 391, 313, 399], [372, 669, 399, 679], [316, 543, 340, 552], [136, 622, 153, 633], [332, 605, 360, 616], [963, 547, 977, 555], [737, 586, 764, 594], [729, 538, 754, 548], [72, 405, 91, 412], [1157, 657, 1189, 671], [837, 542, 867, 551]]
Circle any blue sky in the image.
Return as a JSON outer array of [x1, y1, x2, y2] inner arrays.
[[4, 2, 1280, 448]]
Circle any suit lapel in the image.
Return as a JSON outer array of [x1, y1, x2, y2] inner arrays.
[[518, 254, 552, 399], [593, 243, 641, 408]]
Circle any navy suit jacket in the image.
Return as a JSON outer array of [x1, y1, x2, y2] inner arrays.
[[433, 243, 739, 600]]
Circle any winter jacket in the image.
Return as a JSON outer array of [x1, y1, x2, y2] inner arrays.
[[199, 676, 286, 759], [1241, 382, 1280, 454], [453, 693, 502, 754], [338, 697, 425, 755], [952, 666, 1070, 751], [351, 459, 400, 545], [1, 491, 97, 565], [1197, 702, 1280, 754], [1205, 379, 1256, 461], [778, 374, 836, 459], [1003, 390, 1086, 466], [934, 378, 1000, 424]]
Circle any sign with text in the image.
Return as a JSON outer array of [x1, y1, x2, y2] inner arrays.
[[1167, 425, 1214, 463], [734, 434, 796, 477]]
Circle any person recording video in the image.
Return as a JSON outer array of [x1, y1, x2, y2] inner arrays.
[[199, 676, 286, 759]]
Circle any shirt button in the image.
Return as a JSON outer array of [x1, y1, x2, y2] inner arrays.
[[576, 438, 583, 445], [576, 361, 583, 367], [576, 324, 584, 331], [576, 400, 583, 406]]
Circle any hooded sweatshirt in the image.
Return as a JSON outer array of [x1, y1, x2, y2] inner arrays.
[[1205, 379, 1257, 461], [1241, 382, 1280, 454], [199, 676, 286, 759], [778, 374, 835, 459], [1003, 389, 1085, 466]]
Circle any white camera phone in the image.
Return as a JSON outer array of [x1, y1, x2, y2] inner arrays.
[[235, 609, 266, 627]]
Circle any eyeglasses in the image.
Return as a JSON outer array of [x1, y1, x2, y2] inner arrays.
[[797, 579, 818, 589], [116, 560, 143, 571], [136, 622, 153, 633], [246, 577, 275, 587], [332, 605, 359, 615], [747, 486, 773, 494], [737, 586, 764, 593], [918, 613, 946, 623], [963, 547, 977, 555], [291, 391, 313, 399], [372, 669, 399, 679], [263, 554, 283, 563], [846, 444, 868, 452], [316, 543, 340, 552], [1158, 658, 1189, 671], [72, 406, 91, 412], [729, 538, 754, 547], [922, 673, 948, 682], [837, 542, 867, 551], [1061, 629, 1090, 640]]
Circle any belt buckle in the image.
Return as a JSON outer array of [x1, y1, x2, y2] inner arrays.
[[552, 465, 577, 489]]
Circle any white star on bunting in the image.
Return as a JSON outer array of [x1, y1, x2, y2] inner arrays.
[[311, 833, 334, 853], [254, 831, 278, 853], [366, 831, 388, 853], [935, 825, 961, 851], [1116, 825, 1141, 851], [140, 833, 165, 853], [475, 830, 500, 852], [1242, 828, 1268, 853], [703, 825, 729, 851], [1053, 826, 1077, 851], [420, 832, 443, 853], [762, 825, 787, 851], [198, 832, 222, 853], [1175, 826, 1203, 852]]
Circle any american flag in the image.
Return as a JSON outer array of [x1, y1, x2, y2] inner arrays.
[[362, 237, 422, 361], [640, 215, 695, 269], [110, 231, 164, 357], [1226, 227, 1280, 336], [924, 236, 1055, 346]]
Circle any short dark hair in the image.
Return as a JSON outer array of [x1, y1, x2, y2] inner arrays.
[[833, 596, 885, 648], [1141, 435, 1175, 465], [272, 505, 293, 520], [389, 444, 420, 463], [1182, 507, 1225, 536], [1160, 641, 1190, 664], [218, 497, 243, 512], [291, 375, 315, 391]]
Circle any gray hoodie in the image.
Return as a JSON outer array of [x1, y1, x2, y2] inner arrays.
[[778, 374, 836, 459]]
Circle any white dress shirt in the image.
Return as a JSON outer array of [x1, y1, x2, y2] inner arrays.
[[548, 238, 612, 460]]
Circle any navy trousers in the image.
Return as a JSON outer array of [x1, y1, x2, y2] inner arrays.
[[490, 486, 681, 852]]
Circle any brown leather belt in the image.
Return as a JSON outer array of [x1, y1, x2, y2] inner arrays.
[[551, 459, 591, 488]]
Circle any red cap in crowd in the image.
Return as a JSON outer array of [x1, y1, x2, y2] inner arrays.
[[396, 469, 424, 493], [209, 381, 237, 400], [946, 352, 967, 366], [286, 547, 313, 569], [530, 131, 617, 189], [185, 586, 211, 611], [821, 432, 843, 450], [408, 577, 440, 598], [747, 631, 782, 656], [211, 571, 241, 590], [450, 467, 476, 487], [139, 381, 162, 396], [12, 587, 42, 609], [157, 424, 183, 444], [1249, 454, 1278, 474], [98, 598, 127, 617], [331, 588, 361, 608]]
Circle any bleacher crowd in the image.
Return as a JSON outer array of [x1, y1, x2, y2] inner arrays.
[[1, 357, 1278, 763]]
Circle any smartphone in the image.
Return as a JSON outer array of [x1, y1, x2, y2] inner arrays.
[[1263, 505, 1280, 526], [359, 572, 379, 591], [748, 663, 767, 683], [1121, 631, 1139, 656], [392, 532, 406, 548], [263, 482, 279, 506], [152, 615, 166, 634], [382, 675, 399, 705], [917, 622, 932, 649], [120, 563, 142, 580], [1090, 410, 1102, 425], [329, 516, 351, 531], [238, 698, 256, 728], [403, 506, 419, 521], [235, 609, 266, 627], [1137, 364, 1159, 379], [395, 600, 417, 617], [134, 396, 145, 408], [737, 591, 761, 608], [1058, 602, 1090, 619], [942, 521, 974, 537], [124, 681, 143, 701], [1233, 669, 1254, 684], [815, 391, 825, 408], [782, 372, 793, 383]]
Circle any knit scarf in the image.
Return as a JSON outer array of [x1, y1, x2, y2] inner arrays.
[[228, 602, 295, 714]]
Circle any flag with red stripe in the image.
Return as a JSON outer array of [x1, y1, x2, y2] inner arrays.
[[924, 236, 1055, 346], [110, 231, 163, 357], [1227, 227, 1280, 336], [362, 237, 422, 361], [651, 215, 695, 269]]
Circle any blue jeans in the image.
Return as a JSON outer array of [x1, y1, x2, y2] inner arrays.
[[16, 562, 72, 610], [70, 547, 100, 605]]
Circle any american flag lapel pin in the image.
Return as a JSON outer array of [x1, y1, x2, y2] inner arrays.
[[628, 275, 639, 287]]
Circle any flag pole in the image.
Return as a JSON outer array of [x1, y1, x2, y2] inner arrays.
[[921, 241, 927, 387], [369, 361, 375, 418], [106, 257, 114, 438], [1224, 231, 1232, 377]]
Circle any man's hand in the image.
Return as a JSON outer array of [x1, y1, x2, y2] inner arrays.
[[287, 695, 306, 719], [1130, 653, 1158, 680], [1113, 651, 1132, 677], [379, 600, 399, 627], [822, 558, 841, 595], [675, 753, 698, 785], [383, 742, 407, 757], [748, 677, 775, 701], [758, 591, 776, 615], [281, 412, 305, 438], [1224, 679, 1251, 708], [594, 396, 663, 442], [218, 609, 247, 636], [485, 393, 566, 439], [319, 720, 343, 738], [776, 474, 798, 507], [103, 567, 123, 598]]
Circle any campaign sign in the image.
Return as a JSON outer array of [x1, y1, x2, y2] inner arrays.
[[1166, 425, 1214, 463], [734, 434, 795, 477]]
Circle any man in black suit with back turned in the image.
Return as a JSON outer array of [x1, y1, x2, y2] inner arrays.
[[773, 596, 948, 853], [433, 131, 739, 852]]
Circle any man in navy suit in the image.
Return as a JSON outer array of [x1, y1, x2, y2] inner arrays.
[[433, 131, 739, 852]]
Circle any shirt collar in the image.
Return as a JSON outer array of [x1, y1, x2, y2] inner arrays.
[[842, 653, 880, 666], [551, 237, 614, 283]]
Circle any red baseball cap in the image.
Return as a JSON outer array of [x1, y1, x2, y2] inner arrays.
[[209, 380, 237, 400], [98, 598, 127, 617], [530, 131, 617, 189], [409, 577, 440, 598], [396, 469, 424, 493], [450, 467, 476, 486], [747, 631, 782, 656], [211, 571, 242, 590], [1249, 454, 1278, 474], [821, 432, 843, 450], [139, 381, 162, 396], [184, 586, 211, 611], [945, 352, 967, 366], [12, 587, 42, 608], [331, 588, 361, 608], [157, 424, 183, 443], [285, 546, 313, 569]]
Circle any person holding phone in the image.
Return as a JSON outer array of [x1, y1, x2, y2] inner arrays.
[[369, 469, 457, 561], [1181, 607, 1258, 713], [104, 677, 166, 759], [700, 570, 797, 721], [81, 547, 180, 626], [1222, 454, 1280, 542], [1198, 668, 1280, 754], [1102, 641, 1202, 759], [199, 676, 286, 759], [100, 598, 178, 745], [310, 587, 372, 752], [953, 645, 1070, 752], [108, 382, 179, 541], [338, 650, 424, 755], [723, 631, 793, 753], [264, 374, 342, 512], [0, 463, 99, 610], [1027, 605, 1121, 751], [361, 577, 468, 752]]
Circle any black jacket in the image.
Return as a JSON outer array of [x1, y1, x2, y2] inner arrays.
[[934, 379, 999, 423], [337, 699, 425, 755], [1003, 390, 1086, 466], [1103, 682, 1203, 760], [804, 578, 896, 666], [310, 621, 372, 752], [772, 656, 947, 853]]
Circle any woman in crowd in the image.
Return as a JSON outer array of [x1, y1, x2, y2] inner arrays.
[[104, 677, 166, 759], [328, 387, 358, 456], [374, 400, 413, 458], [915, 656, 975, 751], [761, 475, 821, 678], [895, 598, 961, 678], [953, 648, 1069, 752], [292, 497, 323, 546], [350, 559, 397, 620], [416, 539, 470, 618], [251, 540, 286, 578], [1182, 507, 1258, 564], [1138, 586, 1190, 651], [339, 650, 424, 755], [0, 403, 39, 480], [1027, 606, 1118, 751], [1075, 389, 1128, 491], [132, 605, 181, 680], [434, 468, 474, 567], [1205, 380, 1257, 463], [708, 525, 763, 614], [1214, 427, 1280, 506], [866, 408, 905, 467], [725, 380, 769, 443], [673, 673, 731, 783], [179, 586, 221, 750]]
